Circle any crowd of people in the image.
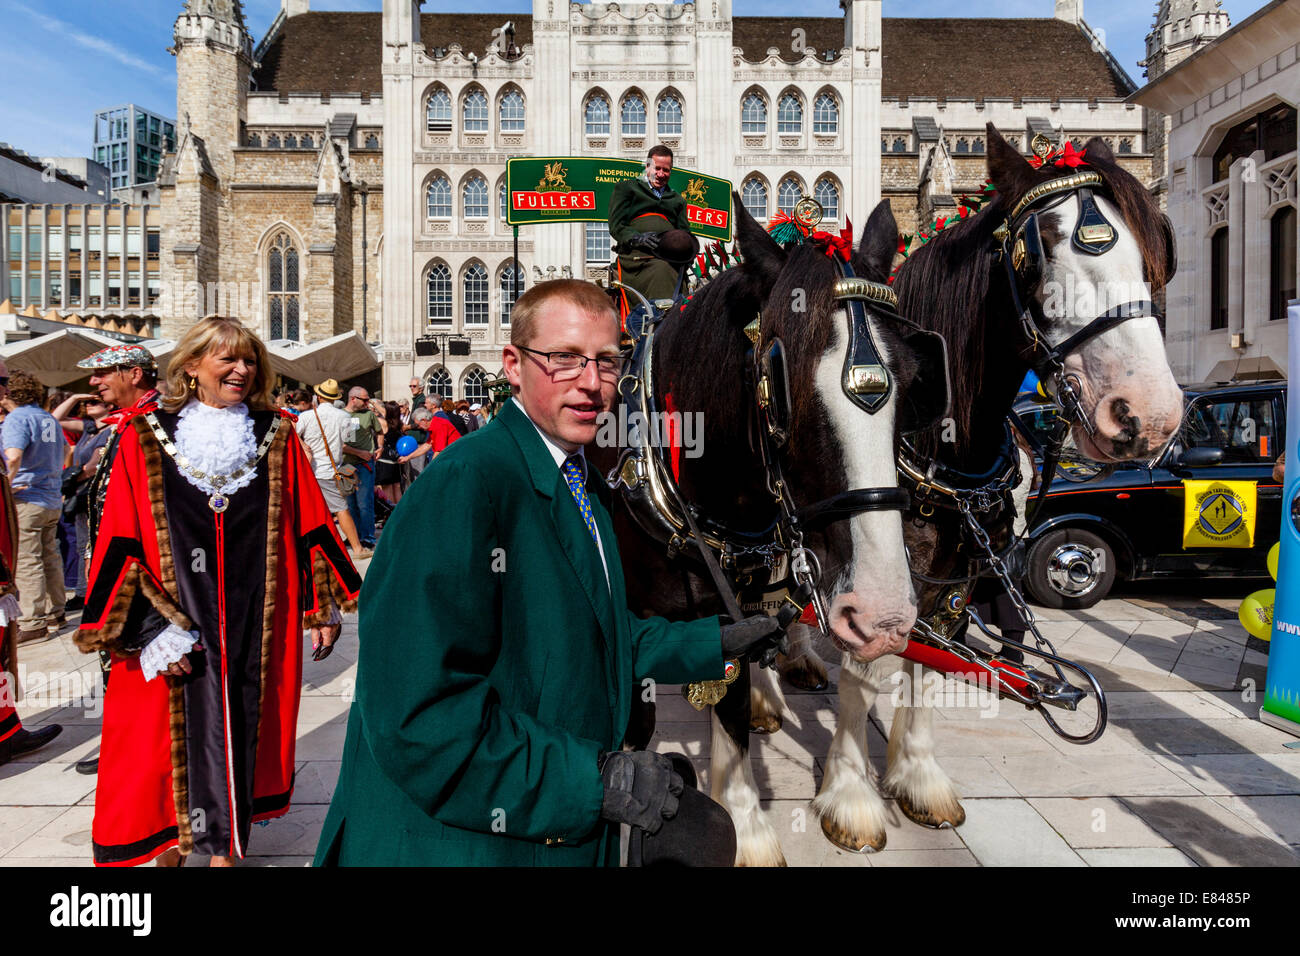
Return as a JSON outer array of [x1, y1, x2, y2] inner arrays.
[[0, 319, 504, 865]]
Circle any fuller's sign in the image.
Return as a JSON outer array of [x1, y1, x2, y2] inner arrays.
[[506, 157, 732, 241]]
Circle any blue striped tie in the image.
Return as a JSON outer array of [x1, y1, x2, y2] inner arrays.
[[562, 455, 600, 548]]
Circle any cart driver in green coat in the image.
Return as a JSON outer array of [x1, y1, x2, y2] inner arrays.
[[314, 279, 784, 866], [608, 145, 699, 319]]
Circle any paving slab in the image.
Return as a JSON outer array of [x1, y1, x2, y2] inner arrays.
[[991, 752, 1201, 798], [1077, 847, 1197, 866], [954, 798, 1085, 866], [1151, 753, 1300, 796], [1026, 797, 1173, 848], [1120, 795, 1300, 867]]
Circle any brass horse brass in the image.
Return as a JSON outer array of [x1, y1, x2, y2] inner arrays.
[[1077, 223, 1115, 245], [847, 364, 889, 394]]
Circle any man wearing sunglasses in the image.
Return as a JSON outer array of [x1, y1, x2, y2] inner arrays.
[[318, 279, 784, 866]]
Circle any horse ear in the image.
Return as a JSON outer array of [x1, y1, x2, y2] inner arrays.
[[853, 199, 898, 282], [732, 190, 786, 281], [1084, 135, 1114, 164], [986, 122, 1034, 197]]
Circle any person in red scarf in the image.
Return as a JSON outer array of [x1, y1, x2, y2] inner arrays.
[[76, 319, 361, 866]]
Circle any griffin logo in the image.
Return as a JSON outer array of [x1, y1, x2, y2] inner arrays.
[[536, 162, 570, 193], [681, 177, 709, 205]]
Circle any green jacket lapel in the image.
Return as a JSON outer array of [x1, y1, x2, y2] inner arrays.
[[500, 402, 618, 646]]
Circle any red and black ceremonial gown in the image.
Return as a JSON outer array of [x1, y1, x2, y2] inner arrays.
[[0, 475, 22, 743], [76, 406, 361, 866]]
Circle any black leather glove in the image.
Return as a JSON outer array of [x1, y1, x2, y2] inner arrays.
[[598, 750, 683, 834], [720, 615, 788, 669], [627, 231, 662, 254]]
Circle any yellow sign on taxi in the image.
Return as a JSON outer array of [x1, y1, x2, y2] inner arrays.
[[1182, 480, 1257, 549]]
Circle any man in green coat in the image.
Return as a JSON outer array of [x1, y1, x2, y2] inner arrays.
[[315, 279, 783, 866], [608, 144, 695, 307]]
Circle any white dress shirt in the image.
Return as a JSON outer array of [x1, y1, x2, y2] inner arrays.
[[512, 397, 610, 590]]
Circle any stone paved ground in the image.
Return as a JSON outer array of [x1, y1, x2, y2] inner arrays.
[[2, 572, 1296, 867]]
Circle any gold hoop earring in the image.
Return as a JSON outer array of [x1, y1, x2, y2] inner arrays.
[[189, 376, 197, 390]]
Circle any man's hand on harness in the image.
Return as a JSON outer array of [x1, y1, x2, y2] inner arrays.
[[598, 750, 683, 834], [625, 232, 662, 254], [720, 615, 788, 669]]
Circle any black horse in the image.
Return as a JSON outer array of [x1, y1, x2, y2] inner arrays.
[[594, 195, 928, 866]]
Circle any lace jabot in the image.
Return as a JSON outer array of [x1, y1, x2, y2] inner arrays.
[[172, 400, 258, 497]]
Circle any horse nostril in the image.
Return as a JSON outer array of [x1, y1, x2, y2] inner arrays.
[[1108, 397, 1140, 443]]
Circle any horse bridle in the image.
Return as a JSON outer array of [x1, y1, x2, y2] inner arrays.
[[996, 169, 1164, 437], [609, 259, 949, 635]]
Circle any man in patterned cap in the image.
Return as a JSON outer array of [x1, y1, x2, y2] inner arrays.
[[69, 344, 160, 775]]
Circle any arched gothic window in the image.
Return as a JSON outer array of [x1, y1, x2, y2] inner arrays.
[[812, 93, 838, 134], [463, 89, 489, 132], [622, 94, 647, 137], [741, 93, 767, 134], [777, 93, 802, 134], [814, 178, 839, 220], [892, 137, 907, 152], [499, 181, 508, 222], [426, 89, 452, 132], [426, 175, 452, 218], [499, 89, 525, 132], [656, 94, 682, 137], [777, 177, 802, 216], [742, 177, 768, 219], [427, 263, 452, 325], [267, 233, 300, 341], [463, 176, 489, 218], [955, 137, 970, 154], [501, 265, 524, 325], [427, 367, 452, 400], [585, 94, 610, 136], [463, 262, 489, 325], [464, 368, 488, 405]]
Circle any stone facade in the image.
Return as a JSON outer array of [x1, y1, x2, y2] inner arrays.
[[161, 0, 1152, 401], [1133, 0, 1298, 384], [1140, 0, 1231, 210]]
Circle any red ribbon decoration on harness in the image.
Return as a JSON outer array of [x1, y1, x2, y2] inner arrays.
[[811, 218, 854, 262], [1028, 141, 1089, 170]]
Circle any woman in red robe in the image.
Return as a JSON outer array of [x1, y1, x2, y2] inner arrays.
[[76, 317, 361, 866]]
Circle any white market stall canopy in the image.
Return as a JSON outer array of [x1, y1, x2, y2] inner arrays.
[[0, 328, 127, 386], [266, 332, 382, 385]]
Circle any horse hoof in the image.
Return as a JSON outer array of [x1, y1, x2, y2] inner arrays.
[[819, 813, 886, 853], [780, 655, 829, 692], [896, 793, 966, 829], [749, 713, 782, 734]]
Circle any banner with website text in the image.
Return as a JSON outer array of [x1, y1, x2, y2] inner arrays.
[[505, 157, 733, 242], [1261, 302, 1300, 737]]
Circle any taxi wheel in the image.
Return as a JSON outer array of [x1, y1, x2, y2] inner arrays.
[[1026, 528, 1117, 610]]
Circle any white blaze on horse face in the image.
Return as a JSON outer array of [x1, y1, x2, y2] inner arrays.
[[815, 310, 917, 661], [1037, 196, 1182, 461]]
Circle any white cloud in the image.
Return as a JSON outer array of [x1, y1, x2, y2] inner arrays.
[[10, 1, 169, 78]]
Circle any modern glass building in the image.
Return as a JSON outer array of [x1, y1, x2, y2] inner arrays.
[[93, 104, 176, 191]]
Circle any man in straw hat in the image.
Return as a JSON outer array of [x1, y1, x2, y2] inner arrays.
[[294, 379, 370, 560]]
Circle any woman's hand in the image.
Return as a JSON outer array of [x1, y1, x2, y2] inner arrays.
[[165, 643, 203, 678], [311, 622, 341, 661]]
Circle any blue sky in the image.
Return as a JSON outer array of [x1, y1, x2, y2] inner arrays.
[[0, 0, 1271, 161]]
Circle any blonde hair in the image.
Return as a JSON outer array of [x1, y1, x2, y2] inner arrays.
[[162, 316, 275, 412], [508, 279, 617, 348]]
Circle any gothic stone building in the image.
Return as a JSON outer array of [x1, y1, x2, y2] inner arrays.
[[163, 0, 1155, 401]]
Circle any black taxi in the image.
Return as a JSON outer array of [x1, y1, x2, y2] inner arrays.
[[1019, 381, 1286, 609]]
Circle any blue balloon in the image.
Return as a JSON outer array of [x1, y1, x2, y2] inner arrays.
[[396, 435, 418, 457]]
